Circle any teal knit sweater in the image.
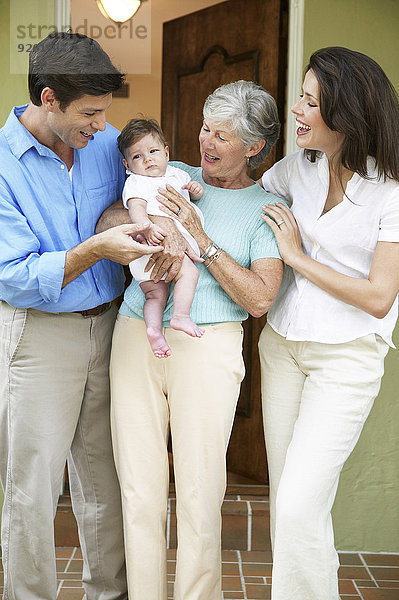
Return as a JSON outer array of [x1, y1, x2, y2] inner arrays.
[[120, 162, 282, 325]]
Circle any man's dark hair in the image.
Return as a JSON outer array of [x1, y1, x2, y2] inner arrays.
[[29, 32, 125, 110], [117, 118, 167, 159]]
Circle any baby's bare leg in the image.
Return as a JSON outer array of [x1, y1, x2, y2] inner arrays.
[[170, 255, 204, 338], [141, 280, 171, 358]]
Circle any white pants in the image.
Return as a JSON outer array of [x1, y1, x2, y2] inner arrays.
[[259, 324, 389, 600], [110, 316, 245, 600], [0, 302, 127, 600]]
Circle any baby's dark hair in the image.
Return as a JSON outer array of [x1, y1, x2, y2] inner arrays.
[[118, 118, 167, 158]]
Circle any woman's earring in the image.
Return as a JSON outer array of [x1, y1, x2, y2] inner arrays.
[[246, 157, 250, 166]]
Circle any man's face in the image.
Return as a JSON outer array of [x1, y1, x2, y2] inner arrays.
[[47, 93, 113, 149]]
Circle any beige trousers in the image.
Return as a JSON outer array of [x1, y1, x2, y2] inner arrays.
[[0, 302, 127, 600], [110, 316, 245, 600], [259, 324, 389, 600]]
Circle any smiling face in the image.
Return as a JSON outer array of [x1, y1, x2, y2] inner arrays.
[[291, 70, 344, 158], [47, 92, 112, 149], [199, 119, 252, 187], [123, 133, 169, 177]]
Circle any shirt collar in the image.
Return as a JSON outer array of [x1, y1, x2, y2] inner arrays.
[[2, 105, 46, 160], [317, 152, 381, 185], [2, 104, 96, 162]]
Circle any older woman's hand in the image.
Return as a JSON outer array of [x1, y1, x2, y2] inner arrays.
[[261, 202, 304, 268], [157, 184, 208, 248]]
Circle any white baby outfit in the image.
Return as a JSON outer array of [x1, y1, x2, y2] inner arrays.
[[122, 164, 204, 282]]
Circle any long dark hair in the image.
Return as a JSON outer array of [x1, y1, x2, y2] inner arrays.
[[29, 32, 125, 110], [305, 47, 399, 182]]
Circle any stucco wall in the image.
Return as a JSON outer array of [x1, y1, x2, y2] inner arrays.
[[302, 0, 399, 551]]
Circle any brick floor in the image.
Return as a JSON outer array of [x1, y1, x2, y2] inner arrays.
[[1, 547, 399, 599]]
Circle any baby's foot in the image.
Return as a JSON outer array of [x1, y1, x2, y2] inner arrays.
[[147, 327, 171, 358], [170, 315, 205, 338]]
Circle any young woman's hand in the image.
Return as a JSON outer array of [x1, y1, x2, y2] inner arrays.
[[261, 202, 304, 268]]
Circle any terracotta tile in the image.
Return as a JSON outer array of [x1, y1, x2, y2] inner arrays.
[[359, 590, 399, 599], [54, 511, 79, 547], [66, 560, 83, 573], [168, 511, 177, 549], [56, 548, 75, 559], [250, 501, 269, 516], [222, 550, 240, 562], [245, 576, 265, 584], [356, 579, 377, 588], [74, 548, 82, 559], [339, 553, 363, 565], [167, 561, 176, 575], [222, 593, 245, 599], [245, 583, 271, 599], [167, 549, 177, 559], [340, 597, 361, 600], [339, 579, 358, 594], [56, 559, 69, 573], [240, 550, 272, 563], [369, 567, 399, 581], [376, 581, 399, 588], [59, 580, 82, 588], [241, 563, 272, 577], [222, 514, 248, 551], [222, 562, 240, 575], [221, 576, 243, 591], [363, 555, 399, 567], [57, 590, 84, 600], [251, 515, 271, 552], [339, 566, 371, 579], [222, 501, 250, 515]]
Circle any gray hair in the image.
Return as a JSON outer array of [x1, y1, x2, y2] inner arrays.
[[203, 80, 280, 168]]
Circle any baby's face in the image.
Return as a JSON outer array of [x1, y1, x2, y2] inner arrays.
[[123, 133, 169, 177]]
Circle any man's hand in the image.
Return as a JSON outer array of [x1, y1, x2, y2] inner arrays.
[[95, 223, 163, 265], [63, 223, 163, 288]]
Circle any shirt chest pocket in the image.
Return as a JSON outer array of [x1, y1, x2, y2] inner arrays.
[[85, 180, 118, 223]]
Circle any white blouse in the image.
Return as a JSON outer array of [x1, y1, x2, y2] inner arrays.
[[262, 151, 399, 347]]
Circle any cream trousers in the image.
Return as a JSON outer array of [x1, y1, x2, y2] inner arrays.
[[110, 316, 245, 600], [0, 302, 127, 600], [259, 324, 389, 600]]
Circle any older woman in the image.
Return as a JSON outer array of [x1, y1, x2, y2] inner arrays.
[[104, 80, 283, 600]]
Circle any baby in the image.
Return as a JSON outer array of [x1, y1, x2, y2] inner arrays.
[[118, 118, 205, 358]]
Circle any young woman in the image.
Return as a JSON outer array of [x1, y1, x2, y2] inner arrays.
[[259, 47, 399, 600]]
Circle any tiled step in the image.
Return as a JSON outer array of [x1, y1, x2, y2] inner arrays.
[[55, 485, 271, 551]]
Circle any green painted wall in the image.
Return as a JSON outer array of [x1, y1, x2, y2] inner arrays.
[[0, 0, 28, 124], [0, 0, 55, 124], [302, 0, 399, 551]]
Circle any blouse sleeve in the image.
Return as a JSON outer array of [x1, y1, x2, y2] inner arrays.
[[378, 186, 399, 242], [261, 153, 294, 204]]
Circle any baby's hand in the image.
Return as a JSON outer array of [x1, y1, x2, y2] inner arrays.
[[183, 180, 204, 201], [145, 223, 166, 245]]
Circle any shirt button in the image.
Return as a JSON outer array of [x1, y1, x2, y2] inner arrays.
[[60, 164, 65, 169]]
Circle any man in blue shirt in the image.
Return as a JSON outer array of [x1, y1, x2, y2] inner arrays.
[[0, 32, 161, 600]]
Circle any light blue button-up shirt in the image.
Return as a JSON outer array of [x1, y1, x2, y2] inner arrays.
[[0, 105, 126, 312]]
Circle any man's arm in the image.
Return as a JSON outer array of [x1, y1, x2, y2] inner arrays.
[[62, 223, 162, 287]]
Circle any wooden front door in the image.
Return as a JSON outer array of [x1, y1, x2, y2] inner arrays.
[[161, 0, 288, 482]]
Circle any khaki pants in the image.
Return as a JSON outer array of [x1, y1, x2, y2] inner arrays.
[[259, 324, 389, 600], [0, 302, 127, 600], [110, 316, 245, 600]]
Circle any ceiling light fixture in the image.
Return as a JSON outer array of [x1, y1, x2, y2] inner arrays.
[[96, 0, 142, 24]]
